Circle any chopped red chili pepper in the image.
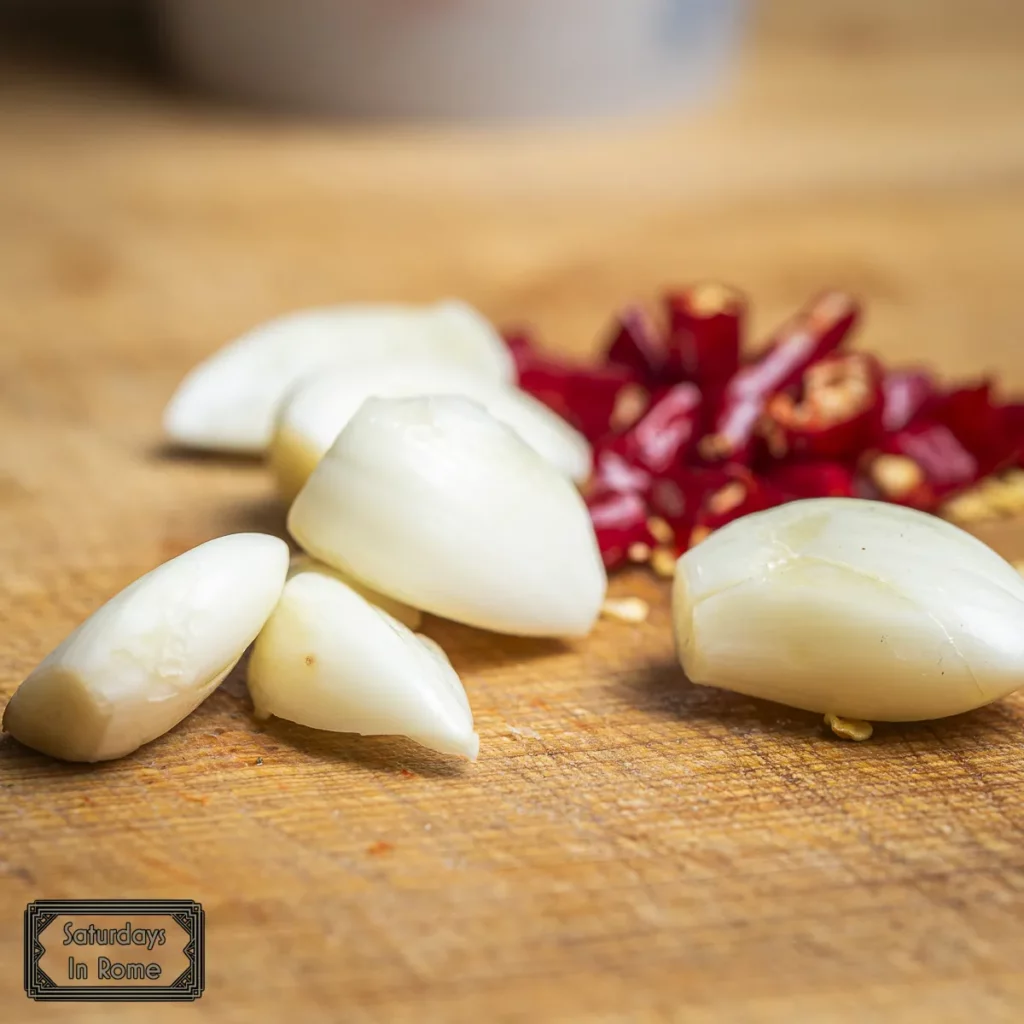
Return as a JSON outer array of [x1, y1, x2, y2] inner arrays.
[[517, 355, 641, 443], [664, 283, 745, 392], [761, 352, 884, 460], [763, 461, 856, 500], [611, 382, 703, 476], [586, 490, 655, 570], [865, 422, 979, 510], [502, 328, 537, 377], [935, 381, 1020, 475], [647, 465, 731, 524], [692, 465, 785, 537], [699, 291, 861, 463], [604, 305, 668, 385], [590, 445, 653, 497], [882, 368, 935, 432]]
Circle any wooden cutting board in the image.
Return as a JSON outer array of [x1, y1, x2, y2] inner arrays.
[[3, 3, 1024, 1020]]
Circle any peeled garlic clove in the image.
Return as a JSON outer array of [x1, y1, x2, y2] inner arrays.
[[3, 534, 289, 762], [164, 300, 514, 453], [288, 395, 607, 637], [247, 563, 478, 760], [287, 553, 422, 630], [673, 497, 1024, 721], [270, 362, 591, 500]]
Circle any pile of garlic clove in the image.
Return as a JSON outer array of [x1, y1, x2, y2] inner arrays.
[[3, 301, 607, 763]]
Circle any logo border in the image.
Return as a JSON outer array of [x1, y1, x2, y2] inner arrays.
[[24, 899, 205, 1002]]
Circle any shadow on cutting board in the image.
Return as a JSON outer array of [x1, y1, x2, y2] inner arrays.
[[615, 657, 1021, 748], [254, 717, 469, 779]]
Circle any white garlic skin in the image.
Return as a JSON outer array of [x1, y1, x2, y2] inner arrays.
[[270, 362, 591, 500], [247, 560, 478, 760], [164, 300, 514, 453], [3, 534, 289, 761], [288, 395, 607, 638], [673, 498, 1024, 721]]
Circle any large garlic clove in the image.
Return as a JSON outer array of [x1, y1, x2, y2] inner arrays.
[[270, 362, 591, 500], [3, 534, 289, 762], [164, 300, 514, 453], [673, 497, 1024, 721], [287, 553, 422, 631], [247, 561, 478, 760], [288, 395, 607, 637]]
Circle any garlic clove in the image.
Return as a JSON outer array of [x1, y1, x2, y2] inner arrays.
[[673, 497, 1024, 721], [3, 534, 289, 762], [247, 563, 478, 760], [288, 553, 422, 630], [270, 362, 591, 500], [288, 395, 607, 637], [164, 300, 514, 453]]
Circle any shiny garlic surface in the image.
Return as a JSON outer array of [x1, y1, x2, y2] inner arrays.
[[288, 395, 607, 637], [3, 534, 289, 761], [164, 300, 513, 453], [673, 498, 1024, 721]]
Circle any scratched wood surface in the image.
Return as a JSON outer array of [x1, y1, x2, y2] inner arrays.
[[2, 2, 1024, 1021]]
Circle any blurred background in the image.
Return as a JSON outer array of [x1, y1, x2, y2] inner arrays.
[[0, 0, 1022, 374]]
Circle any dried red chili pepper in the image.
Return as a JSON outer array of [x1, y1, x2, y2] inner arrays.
[[502, 328, 537, 377], [664, 283, 745, 392], [865, 422, 979, 510], [516, 355, 641, 443], [699, 291, 861, 463], [761, 352, 884, 460], [882, 368, 935, 432], [692, 465, 785, 541], [590, 445, 653, 497], [935, 381, 1020, 474], [763, 461, 856, 500], [604, 305, 668, 385], [586, 490, 656, 570], [612, 382, 703, 475], [647, 465, 731, 523]]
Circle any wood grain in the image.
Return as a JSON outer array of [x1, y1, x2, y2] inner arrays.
[[3, 2, 1024, 1020]]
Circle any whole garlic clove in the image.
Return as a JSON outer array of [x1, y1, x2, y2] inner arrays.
[[270, 362, 592, 500], [287, 553, 422, 630], [247, 561, 478, 760], [164, 300, 514, 453], [3, 534, 289, 762], [673, 497, 1024, 722], [288, 395, 607, 637]]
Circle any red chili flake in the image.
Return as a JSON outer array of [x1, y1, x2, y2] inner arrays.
[[763, 461, 856, 499], [586, 490, 655, 569], [517, 354, 641, 443], [761, 352, 884, 460], [664, 283, 745, 392], [700, 291, 861, 463], [367, 841, 395, 856], [882, 368, 935, 432], [604, 305, 668, 384]]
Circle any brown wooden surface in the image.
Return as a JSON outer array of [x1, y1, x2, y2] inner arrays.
[[3, 2, 1024, 1021]]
